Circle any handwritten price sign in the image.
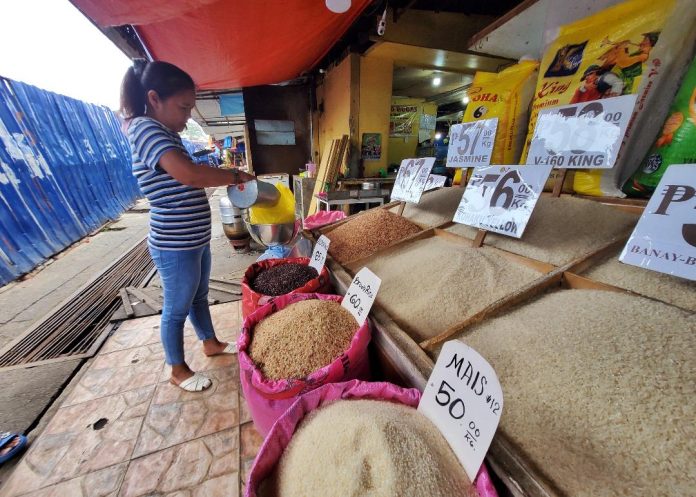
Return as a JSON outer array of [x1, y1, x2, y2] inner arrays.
[[446, 118, 498, 169], [391, 157, 436, 203], [341, 267, 381, 325], [308, 235, 330, 273], [419, 341, 503, 481], [453, 164, 552, 238]]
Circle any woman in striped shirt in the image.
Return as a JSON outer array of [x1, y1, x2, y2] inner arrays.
[[121, 60, 254, 392]]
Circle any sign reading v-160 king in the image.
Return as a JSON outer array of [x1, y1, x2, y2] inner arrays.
[[527, 94, 636, 169]]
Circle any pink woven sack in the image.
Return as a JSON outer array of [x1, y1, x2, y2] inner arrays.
[[237, 293, 371, 436], [244, 379, 499, 497]]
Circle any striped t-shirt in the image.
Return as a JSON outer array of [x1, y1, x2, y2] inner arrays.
[[127, 117, 211, 251]]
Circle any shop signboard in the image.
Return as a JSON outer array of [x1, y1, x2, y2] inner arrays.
[[308, 235, 330, 273], [391, 157, 436, 204], [446, 118, 498, 169], [527, 94, 637, 168], [453, 164, 552, 238], [418, 340, 503, 482], [390, 104, 418, 137], [341, 267, 381, 325], [425, 174, 447, 191], [620, 164, 696, 281]]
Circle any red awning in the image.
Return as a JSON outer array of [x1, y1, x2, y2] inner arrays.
[[71, 0, 372, 89]]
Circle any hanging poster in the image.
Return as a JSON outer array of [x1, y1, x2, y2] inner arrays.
[[390, 104, 418, 137], [361, 133, 382, 161]]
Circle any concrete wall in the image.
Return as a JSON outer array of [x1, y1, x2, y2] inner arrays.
[[358, 56, 393, 177], [315, 56, 352, 164]]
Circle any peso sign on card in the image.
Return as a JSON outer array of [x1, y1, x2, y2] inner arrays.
[[620, 164, 696, 281], [418, 341, 503, 482], [453, 164, 552, 238], [446, 118, 498, 169], [391, 157, 436, 204], [527, 94, 636, 169]]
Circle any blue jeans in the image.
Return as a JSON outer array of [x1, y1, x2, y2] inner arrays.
[[149, 244, 216, 365]]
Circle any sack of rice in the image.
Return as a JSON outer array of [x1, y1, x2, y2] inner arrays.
[[623, 56, 696, 197], [241, 257, 334, 318], [244, 379, 499, 497], [453, 60, 539, 185], [519, 0, 696, 197], [237, 293, 371, 435]]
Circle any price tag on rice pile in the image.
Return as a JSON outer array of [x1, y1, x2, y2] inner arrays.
[[309, 235, 330, 273], [391, 157, 436, 204], [419, 341, 503, 482], [446, 118, 498, 169], [453, 164, 552, 238], [620, 164, 696, 281], [527, 94, 637, 168], [425, 174, 447, 191], [341, 267, 381, 325]]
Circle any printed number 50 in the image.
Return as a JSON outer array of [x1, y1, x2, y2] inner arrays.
[[435, 380, 466, 420]]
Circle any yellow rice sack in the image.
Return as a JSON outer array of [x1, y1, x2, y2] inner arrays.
[[453, 60, 538, 185], [519, 0, 678, 195]]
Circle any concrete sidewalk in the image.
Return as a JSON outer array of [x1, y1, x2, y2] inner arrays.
[[0, 187, 263, 489]]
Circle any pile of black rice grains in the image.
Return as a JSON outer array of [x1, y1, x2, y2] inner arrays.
[[251, 263, 319, 296]]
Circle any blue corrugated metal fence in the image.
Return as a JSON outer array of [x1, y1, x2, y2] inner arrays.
[[0, 77, 140, 285]]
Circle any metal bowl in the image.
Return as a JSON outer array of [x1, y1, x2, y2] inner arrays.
[[242, 211, 301, 247]]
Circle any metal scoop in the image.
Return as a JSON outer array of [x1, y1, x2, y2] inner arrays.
[[227, 179, 280, 209]]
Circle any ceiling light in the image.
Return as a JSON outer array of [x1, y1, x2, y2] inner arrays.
[[325, 0, 351, 13], [432, 76, 442, 87], [435, 132, 443, 140], [462, 96, 470, 105]]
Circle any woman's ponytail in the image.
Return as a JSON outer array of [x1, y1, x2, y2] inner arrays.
[[119, 59, 194, 121], [120, 59, 148, 119]]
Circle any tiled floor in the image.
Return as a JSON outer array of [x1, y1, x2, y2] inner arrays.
[[1, 301, 265, 497]]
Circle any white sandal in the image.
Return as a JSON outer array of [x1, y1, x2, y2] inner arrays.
[[173, 373, 212, 392]]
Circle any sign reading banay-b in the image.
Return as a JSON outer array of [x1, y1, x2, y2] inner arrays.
[[621, 165, 696, 281]]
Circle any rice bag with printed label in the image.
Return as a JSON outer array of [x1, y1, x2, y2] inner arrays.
[[519, 0, 680, 195], [623, 56, 696, 197], [453, 61, 538, 185]]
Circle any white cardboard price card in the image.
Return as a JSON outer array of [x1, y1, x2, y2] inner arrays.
[[446, 118, 498, 169], [341, 267, 381, 325], [391, 157, 436, 204], [418, 341, 503, 481], [620, 164, 696, 281], [425, 174, 447, 191], [527, 94, 636, 169], [308, 235, 330, 273], [453, 164, 552, 238]]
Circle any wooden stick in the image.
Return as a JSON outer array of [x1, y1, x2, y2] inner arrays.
[[473, 229, 488, 247], [396, 201, 406, 216], [551, 169, 567, 198], [119, 288, 135, 318]]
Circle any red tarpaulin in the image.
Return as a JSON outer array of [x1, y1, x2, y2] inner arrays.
[[71, 0, 373, 89]]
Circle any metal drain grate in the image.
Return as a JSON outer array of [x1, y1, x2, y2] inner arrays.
[[0, 238, 154, 368]]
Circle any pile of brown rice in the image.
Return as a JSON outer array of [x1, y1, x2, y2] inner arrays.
[[325, 209, 422, 263]]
